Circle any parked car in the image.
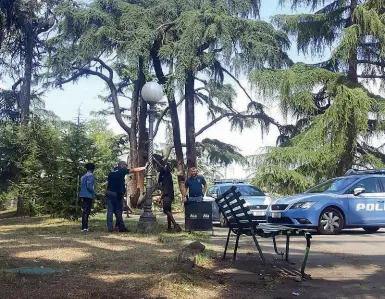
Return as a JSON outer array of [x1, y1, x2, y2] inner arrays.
[[203, 180, 272, 227], [266, 169, 385, 235]]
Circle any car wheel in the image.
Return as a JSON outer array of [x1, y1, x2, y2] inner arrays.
[[219, 213, 227, 227], [317, 207, 344, 235], [363, 227, 380, 234]]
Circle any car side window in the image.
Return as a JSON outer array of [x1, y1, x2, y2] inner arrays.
[[207, 187, 219, 197], [347, 178, 381, 194], [212, 187, 220, 197], [378, 178, 385, 192], [206, 187, 214, 196]]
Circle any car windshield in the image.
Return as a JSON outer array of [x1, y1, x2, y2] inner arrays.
[[220, 185, 265, 197], [305, 177, 359, 194]]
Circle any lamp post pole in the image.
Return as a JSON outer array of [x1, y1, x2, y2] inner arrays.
[[138, 82, 163, 232], [138, 104, 156, 230]]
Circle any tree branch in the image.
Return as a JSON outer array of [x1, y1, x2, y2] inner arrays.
[[220, 66, 254, 103], [74, 68, 110, 83], [163, 143, 187, 161], [155, 22, 176, 32], [195, 113, 235, 136], [93, 57, 113, 80], [357, 60, 385, 68], [357, 142, 385, 164], [194, 76, 207, 85], [195, 112, 281, 137], [56, 70, 88, 87], [358, 75, 385, 79], [218, 65, 282, 129], [57, 65, 131, 136], [12, 79, 23, 91], [153, 96, 184, 138]]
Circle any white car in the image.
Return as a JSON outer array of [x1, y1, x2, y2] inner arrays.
[[203, 182, 272, 227]]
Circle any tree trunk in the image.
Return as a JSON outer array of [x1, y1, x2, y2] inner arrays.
[[185, 72, 197, 171], [337, 0, 358, 176], [129, 63, 141, 208], [20, 23, 33, 125], [137, 60, 147, 206], [347, 0, 358, 84], [16, 194, 23, 215], [151, 43, 187, 197], [167, 62, 186, 197], [16, 22, 34, 212]]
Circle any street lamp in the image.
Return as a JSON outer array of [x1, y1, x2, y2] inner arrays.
[[138, 81, 164, 231]]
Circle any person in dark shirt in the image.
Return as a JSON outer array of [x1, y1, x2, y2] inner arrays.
[[183, 167, 207, 202], [106, 161, 146, 232], [158, 164, 182, 233]]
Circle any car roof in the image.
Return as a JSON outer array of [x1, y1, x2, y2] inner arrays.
[[334, 174, 384, 180], [213, 183, 253, 187]]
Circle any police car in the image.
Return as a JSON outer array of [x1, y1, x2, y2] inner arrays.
[[204, 180, 272, 227], [266, 169, 385, 235]]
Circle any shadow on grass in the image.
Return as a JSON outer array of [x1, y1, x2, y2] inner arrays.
[[1, 216, 385, 299], [0, 210, 18, 219], [0, 215, 218, 299]]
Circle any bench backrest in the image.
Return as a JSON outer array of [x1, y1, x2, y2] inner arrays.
[[215, 186, 256, 226]]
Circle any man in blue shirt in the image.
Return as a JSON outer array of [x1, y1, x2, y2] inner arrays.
[[106, 161, 146, 232], [183, 167, 207, 202], [79, 163, 99, 232]]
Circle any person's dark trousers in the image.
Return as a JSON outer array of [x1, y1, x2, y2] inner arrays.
[[81, 197, 93, 230], [106, 191, 126, 232], [115, 199, 125, 227]]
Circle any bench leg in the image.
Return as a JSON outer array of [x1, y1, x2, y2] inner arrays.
[[301, 233, 312, 277], [272, 234, 284, 259], [233, 231, 241, 261], [223, 228, 231, 259], [251, 228, 266, 266], [285, 234, 290, 262], [285, 234, 295, 265]]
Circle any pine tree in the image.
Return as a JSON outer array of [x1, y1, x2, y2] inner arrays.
[[5, 117, 61, 215], [0, 0, 71, 124], [155, 0, 291, 169], [48, 0, 291, 204], [251, 0, 385, 195]]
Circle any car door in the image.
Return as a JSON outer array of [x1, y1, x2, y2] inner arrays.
[[346, 177, 384, 225]]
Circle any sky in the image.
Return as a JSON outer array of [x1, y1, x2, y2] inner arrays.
[[14, 0, 382, 178]]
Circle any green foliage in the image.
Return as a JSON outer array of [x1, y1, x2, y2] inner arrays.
[[0, 0, 67, 77], [252, 64, 385, 193], [0, 115, 123, 218], [0, 90, 19, 122], [198, 138, 246, 167], [252, 164, 314, 195]]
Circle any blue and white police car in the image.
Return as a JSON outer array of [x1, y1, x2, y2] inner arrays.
[[266, 169, 385, 235], [204, 180, 272, 227]]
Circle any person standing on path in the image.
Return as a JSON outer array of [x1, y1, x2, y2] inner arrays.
[[158, 164, 182, 233], [79, 163, 99, 232], [183, 167, 207, 203], [106, 161, 146, 232]]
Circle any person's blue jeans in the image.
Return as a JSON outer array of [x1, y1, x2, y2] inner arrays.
[[106, 191, 126, 232], [188, 196, 203, 202]]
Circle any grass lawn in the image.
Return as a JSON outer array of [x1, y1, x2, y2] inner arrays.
[[0, 212, 296, 299]]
